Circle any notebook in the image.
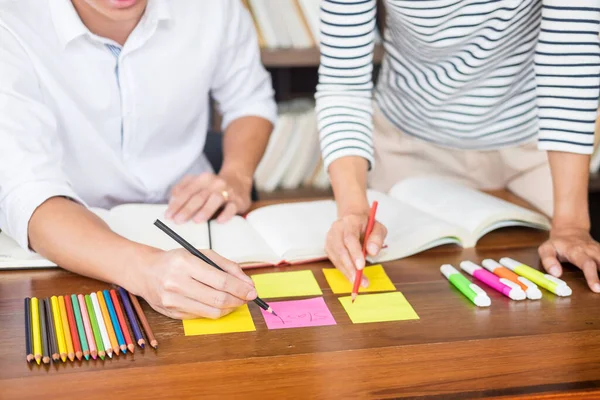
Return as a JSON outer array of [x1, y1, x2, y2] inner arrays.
[[0, 177, 550, 269]]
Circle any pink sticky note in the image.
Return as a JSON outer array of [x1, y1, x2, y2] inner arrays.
[[260, 297, 336, 329]]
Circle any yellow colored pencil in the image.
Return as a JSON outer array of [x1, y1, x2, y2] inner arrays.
[[50, 296, 67, 362], [31, 297, 42, 365], [97, 291, 120, 356], [58, 296, 75, 362]]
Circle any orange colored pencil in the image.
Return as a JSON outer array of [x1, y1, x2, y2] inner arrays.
[[96, 291, 120, 356], [110, 290, 135, 353]]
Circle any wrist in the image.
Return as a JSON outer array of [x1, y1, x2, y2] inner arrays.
[[121, 244, 163, 297], [219, 165, 253, 191]]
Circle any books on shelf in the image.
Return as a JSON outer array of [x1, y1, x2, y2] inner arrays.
[[255, 99, 327, 192], [0, 177, 550, 270], [244, 0, 382, 50]]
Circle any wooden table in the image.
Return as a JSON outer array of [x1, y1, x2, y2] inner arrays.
[[1, 194, 600, 400]]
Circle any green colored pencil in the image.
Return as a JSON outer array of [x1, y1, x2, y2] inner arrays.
[[71, 294, 90, 360], [85, 294, 105, 360]]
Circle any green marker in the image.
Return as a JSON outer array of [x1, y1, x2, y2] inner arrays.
[[499, 258, 572, 297], [441, 264, 491, 307], [71, 294, 90, 360], [85, 294, 105, 360]]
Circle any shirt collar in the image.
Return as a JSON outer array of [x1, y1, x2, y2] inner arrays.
[[49, 0, 173, 49]]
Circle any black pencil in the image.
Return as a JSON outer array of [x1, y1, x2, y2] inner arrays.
[[25, 298, 33, 363], [39, 299, 50, 364], [44, 298, 59, 362], [153, 219, 278, 316]]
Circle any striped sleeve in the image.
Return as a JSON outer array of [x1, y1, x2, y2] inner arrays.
[[316, 0, 377, 170], [535, 0, 600, 154]]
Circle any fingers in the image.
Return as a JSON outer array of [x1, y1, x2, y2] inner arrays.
[[564, 246, 600, 293], [538, 241, 562, 277], [344, 226, 365, 271], [366, 222, 387, 257], [193, 192, 226, 223], [166, 173, 213, 221], [217, 202, 238, 223], [173, 191, 211, 223], [326, 218, 369, 287], [204, 250, 255, 287], [187, 252, 257, 301], [156, 294, 237, 320]]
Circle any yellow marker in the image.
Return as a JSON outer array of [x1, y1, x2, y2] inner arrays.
[[323, 265, 396, 294], [58, 296, 75, 362], [183, 305, 256, 336], [50, 296, 67, 362], [251, 270, 322, 299], [31, 297, 42, 365]]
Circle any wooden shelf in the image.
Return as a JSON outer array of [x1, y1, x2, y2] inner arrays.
[[261, 44, 385, 68]]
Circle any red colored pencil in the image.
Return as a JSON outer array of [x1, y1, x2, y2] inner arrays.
[[351, 201, 378, 303], [110, 289, 135, 353], [64, 295, 83, 361]]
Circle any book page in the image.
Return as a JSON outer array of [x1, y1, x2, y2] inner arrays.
[[108, 204, 210, 251], [366, 191, 466, 262], [210, 216, 280, 265], [0, 232, 56, 268], [246, 200, 337, 262], [388, 177, 550, 246]]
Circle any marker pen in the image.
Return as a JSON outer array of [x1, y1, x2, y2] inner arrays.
[[460, 261, 526, 300], [441, 264, 491, 307], [482, 259, 542, 300], [499, 257, 572, 297]]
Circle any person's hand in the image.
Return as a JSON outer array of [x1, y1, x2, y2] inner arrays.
[[325, 211, 387, 287], [538, 225, 600, 293], [137, 248, 257, 319], [165, 171, 252, 224]]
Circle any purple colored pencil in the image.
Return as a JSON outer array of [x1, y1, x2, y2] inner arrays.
[[117, 288, 145, 348]]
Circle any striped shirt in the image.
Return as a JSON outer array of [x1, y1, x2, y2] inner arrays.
[[316, 0, 600, 169]]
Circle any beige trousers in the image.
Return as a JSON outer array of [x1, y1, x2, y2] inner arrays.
[[369, 107, 554, 217]]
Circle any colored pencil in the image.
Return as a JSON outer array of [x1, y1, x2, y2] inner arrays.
[[111, 289, 135, 353], [118, 287, 145, 348], [154, 219, 278, 317], [104, 290, 127, 353], [24, 298, 33, 362], [44, 298, 60, 362], [31, 297, 42, 365], [86, 294, 106, 360], [129, 292, 158, 349], [352, 201, 379, 303], [78, 294, 98, 360], [72, 295, 90, 360], [51, 296, 68, 362], [39, 299, 50, 364], [64, 295, 83, 361], [58, 296, 75, 361], [96, 291, 120, 356]]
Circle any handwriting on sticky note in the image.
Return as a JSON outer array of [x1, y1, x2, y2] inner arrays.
[[339, 292, 419, 324], [183, 304, 256, 336], [323, 265, 396, 294], [251, 270, 322, 299], [261, 297, 336, 329]]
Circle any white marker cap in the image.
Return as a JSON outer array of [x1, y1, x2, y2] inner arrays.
[[499, 257, 521, 271], [555, 284, 573, 297], [481, 259, 501, 272], [499, 278, 527, 300], [440, 264, 459, 279], [518, 277, 542, 300], [459, 260, 480, 276], [469, 284, 491, 307]]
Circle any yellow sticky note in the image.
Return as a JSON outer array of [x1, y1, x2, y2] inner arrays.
[[323, 265, 396, 294], [182, 305, 256, 336], [339, 292, 419, 324], [251, 270, 322, 298]]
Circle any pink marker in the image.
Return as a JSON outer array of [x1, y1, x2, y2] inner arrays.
[[460, 261, 526, 300]]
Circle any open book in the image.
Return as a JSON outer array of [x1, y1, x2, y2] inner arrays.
[[0, 177, 550, 269]]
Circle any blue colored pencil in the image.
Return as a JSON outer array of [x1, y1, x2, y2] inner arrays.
[[103, 290, 126, 353], [117, 287, 145, 348]]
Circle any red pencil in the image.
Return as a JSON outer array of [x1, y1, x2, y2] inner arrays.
[[351, 201, 379, 303], [110, 289, 135, 353], [64, 295, 83, 361]]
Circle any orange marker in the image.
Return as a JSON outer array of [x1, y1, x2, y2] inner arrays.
[[351, 201, 378, 303], [482, 259, 542, 300]]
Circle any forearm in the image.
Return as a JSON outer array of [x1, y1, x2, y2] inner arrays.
[[28, 197, 159, 294], [328, 156, 370, 216], [548, 151, 591, 230], [220, 116, 273, 181]]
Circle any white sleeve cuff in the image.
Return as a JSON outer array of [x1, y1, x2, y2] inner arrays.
[[220, 100, 278, 132], [0, 181, 85, 251]]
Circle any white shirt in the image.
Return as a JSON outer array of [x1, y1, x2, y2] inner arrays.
[[0, 0, 277, 249]]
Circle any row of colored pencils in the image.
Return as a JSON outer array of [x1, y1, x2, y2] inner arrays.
[[25, 288, 157, 365]]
